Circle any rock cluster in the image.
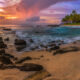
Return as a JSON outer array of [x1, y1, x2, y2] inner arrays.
[[14, 39, 27, 51], [53, 46, 80, 55], [0, 37, 43, 72], [22, 38, 64, 52], [0, 37, 7, 49]]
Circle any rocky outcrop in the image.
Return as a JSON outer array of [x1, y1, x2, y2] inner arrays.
[[15, 39, 26, 45], [0, 37, 44, 72], [0, 49, 5, 54], [0, 43, 7, 49], [0, 37, 7, 49], [53, 46, 80, 55], [16, 56, 32, 64], [19, 63, 43, 71], [0, 51, 44, 71], [14, 39, 27, 51], [0, 56, 13, 65]]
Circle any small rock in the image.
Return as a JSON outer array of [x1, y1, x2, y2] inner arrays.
[[48, 46, 60, 52], [0, 49, 5, 55], [0, 43, 7, 49], [4, 38, 9, 41], [29, 39, 34, 43]]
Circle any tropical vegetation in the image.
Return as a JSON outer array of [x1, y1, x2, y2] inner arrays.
[[62, 10, 80, 25]]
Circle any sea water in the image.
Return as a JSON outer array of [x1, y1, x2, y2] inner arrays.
[[16, 26, 80, 51]]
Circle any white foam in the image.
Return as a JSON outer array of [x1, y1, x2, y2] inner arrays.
[[16, 28, 80, 51]]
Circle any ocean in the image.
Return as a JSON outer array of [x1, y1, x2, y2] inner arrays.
[[15, 26, 80, 51]]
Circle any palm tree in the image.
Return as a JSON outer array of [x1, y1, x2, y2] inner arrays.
[[72, 10, 77, 15]]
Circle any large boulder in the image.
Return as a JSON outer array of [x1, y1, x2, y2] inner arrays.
[[19, 63, 43, 71], [15, 39, 26, 45], [14, 39, 27, 51]]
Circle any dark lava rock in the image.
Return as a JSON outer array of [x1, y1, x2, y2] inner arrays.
[[16, 57, 32, 64], [16, 45, 26, 51], [4, 53, 18, 60], [15, 39, 26, 45], [4, 38, 9, 41], [14, 39, 27, 51], [0, 37, 7, 48], [0, 56, 13, 65], [0, 37, 3, 42], [3, 28, 12, 31], [54, 46, 79, 55], [48, 46, 60, 52], [0, 43, 7, 49], [29, 39, 34, 43], [0, 49, 5, 55], [48, 43, 56, 47], [19, 63, 43, 71], [30, 47, 37, 51], [40, 44, 47, 48]]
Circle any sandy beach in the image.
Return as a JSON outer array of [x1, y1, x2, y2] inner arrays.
[[0, 27, 80, 80]]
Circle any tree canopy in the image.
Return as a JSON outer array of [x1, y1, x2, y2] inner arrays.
[[62, 10, 80, 24]]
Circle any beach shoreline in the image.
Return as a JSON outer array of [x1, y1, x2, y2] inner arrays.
[[62, 25, 80, 27], [0, 27, 80, 80]]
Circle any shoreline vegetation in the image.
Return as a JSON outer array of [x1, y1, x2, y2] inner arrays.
[[62, 10, 80, 26]]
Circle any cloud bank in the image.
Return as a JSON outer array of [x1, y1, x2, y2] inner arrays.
[[13, 0, 76, 19]]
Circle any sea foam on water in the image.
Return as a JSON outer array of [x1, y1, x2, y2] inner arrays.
[[16, 26, 80, 51]]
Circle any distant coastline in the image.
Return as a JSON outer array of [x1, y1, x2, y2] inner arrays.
[[62, 10, 80, 27], [62, 24, 80, 27]]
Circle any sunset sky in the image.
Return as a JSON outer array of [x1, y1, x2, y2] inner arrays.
[[0, 0, 79, 24]]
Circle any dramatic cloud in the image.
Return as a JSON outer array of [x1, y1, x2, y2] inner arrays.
[[0, 0, 21, 7], [0, 0, 77, 24], [39, 0, 80, 24], [11, 0, 76, 19]]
